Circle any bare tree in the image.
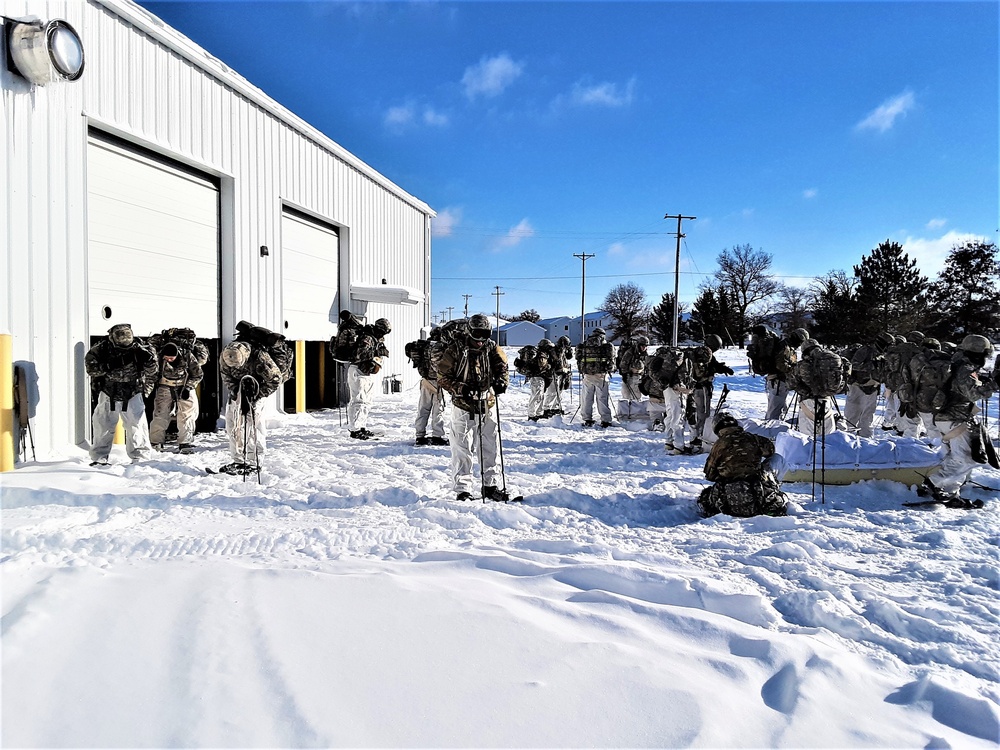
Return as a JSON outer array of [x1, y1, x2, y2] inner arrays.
[[713, 244, 779, 345], [510, 309, 541, 323], [600, 282, 650, 341], [775, 285, 811, 331]]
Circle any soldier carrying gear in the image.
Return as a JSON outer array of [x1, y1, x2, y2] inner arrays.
[[698, 413, 788, 518], [147, 329, 208, 454], [750, 326, 807, 421], [617, 336, 649, 417], [436, 314, 514, 502], [788, 339, 843, 436], [535, 338, 565, 419], [552, 335, 575, 394], [920, 334, 996, 507], [575, 327, 615, 427], [218, 326, 284, 476], [845, 331, 893, 438], [688, 336, 735, 451], [85, 323, 158, 466], [347, 317, 391, 440], [405, 328, 448, 447]]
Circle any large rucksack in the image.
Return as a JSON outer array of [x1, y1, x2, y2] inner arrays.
[[748, 330, 782, 376], [405, 339, 434, 379], [883, 341, 922, 400], [330, 312, 363, 363], [654, 347, 693, 393], [616, 342, 646, 375], [514, 345, 541, 377], [910, 350, 955, 416], [577, 341, 614, 375], [794, 347, 844, 398], [234, 321, 293, 383]]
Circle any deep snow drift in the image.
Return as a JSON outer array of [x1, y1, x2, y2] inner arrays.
[[2, 348, 999, 748]]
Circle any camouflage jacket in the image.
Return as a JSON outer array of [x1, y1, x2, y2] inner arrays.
[[704, 429, 775, 482], [552, 343, 574, 373], [85, 338, 158, 400], [221, 347, 283, 402], [936, 354, 995, 423], [848, 343, 884, 392], [689, 346, 733, 386], [353, 327, 389, 375], [437, 340, 509, 414]]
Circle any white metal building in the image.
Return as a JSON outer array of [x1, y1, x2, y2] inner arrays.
[[2, 0, 434, 458]]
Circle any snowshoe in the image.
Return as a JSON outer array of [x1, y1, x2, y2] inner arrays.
[[600, 421, 612, 428], [456, 491, 473, 502], [482, 486, 523, 503], [215, 462, 258, 476], [350, 429, 376, 440], [414, 436, 430, 446], [178, 443, 195, 455], [583, 420, 595, 427], [429, 436, 449, 446], [89, 459, 110, 467]]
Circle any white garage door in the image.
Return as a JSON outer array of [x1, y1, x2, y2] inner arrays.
[[281, 209, 339, 340], [87, 134, 220, 338]]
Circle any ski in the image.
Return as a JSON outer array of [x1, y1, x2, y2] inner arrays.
[[903, 498, 985, 510]]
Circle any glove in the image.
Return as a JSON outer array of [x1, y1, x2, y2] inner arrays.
[[492, 380, 507, 395], [462, 384, 481, 400], [723, 366, 735, 376], [179, 387, 191, 400], [240, 376, 260, 402]]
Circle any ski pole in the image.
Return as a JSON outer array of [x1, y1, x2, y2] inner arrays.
[[810, 397, 818, 502], [475, 405, 486, 502], [819, 398, 827, 505], [494, 389, 509, 496]]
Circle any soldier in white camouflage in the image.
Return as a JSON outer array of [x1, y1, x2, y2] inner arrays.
[[147, 328, 210, 453], [85, 323, 158, 465]]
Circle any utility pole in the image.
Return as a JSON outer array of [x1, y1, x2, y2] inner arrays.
[[462, 294, 472, 319], [492, 286, 504, 345], [439, 310, 448, 324], [574, 252, 595, 345], [446, 306, 454, 322], [663, 213, 696, 347], [432, 313, 440, 325]]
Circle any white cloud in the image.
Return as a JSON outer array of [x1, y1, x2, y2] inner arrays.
[[926, 217, 947, 230], [855, 89, 916, 133], [422, 107, 449, 127], [902, 230, 988, 277], [492, 219, 535, 251], [608, 242, 626, 256], [803, 188, 818, 199], [432, 207, 462, 238], [384, 104, 414, 129], [462, 53, 524, 100], [570, 77, 637, 108]]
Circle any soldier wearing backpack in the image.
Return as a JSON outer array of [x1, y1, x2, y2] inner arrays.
[[146, 327, 210, 453], [405, 328, 448, 447], [688, 334, 734, 451], [698, 413, 787, 517], [789, 339, 842, 436], [883, 331, 928, 438], [749, 326, 808, 421], [85, 323, 158, 466], [845, 332, 893, 438], [552, 335, 574, 397], [616, 336, 649, 418], [920, 335, 996, 506], [647, 346, 695, 453], [346, 318, 391, 440], [641, 346, 670, 431], [537, 338, 565, 418], [513, 339, 550, 422], [436, 314, 513, 502], [575, 328, 615, 427]]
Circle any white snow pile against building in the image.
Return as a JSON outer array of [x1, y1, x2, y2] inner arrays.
[[2, 349, 999, 748]]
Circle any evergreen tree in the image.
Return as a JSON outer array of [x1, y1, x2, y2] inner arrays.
[[853, 240, 928, 337], [926, 239, 1000, 341], [600, 282, 650, 341], [809, 270, 861, 345], [510, 309, 542, 323], [648, 293, 688, 344]]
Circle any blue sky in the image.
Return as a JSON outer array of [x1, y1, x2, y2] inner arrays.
[[140, 0, 998, 321]]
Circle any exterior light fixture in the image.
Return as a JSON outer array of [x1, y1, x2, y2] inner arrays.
[[5, 18, 85, 85]]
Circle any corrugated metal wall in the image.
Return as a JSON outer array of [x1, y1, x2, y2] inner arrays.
[[1, 0, 433, 456]]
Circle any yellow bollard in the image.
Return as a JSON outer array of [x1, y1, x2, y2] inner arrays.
[[114, 416, 125, 445], [1, 334, 13, 471], [295, 340, 306, 413]]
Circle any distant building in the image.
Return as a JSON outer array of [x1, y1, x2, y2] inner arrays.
[[498, 321, 545, 347]]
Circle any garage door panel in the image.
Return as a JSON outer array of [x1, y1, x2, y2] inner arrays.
[[281, 211, 339, 341], [87, 136, 220, 338]]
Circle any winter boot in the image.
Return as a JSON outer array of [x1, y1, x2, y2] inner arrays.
[[482, 485, 511, 503], [414, 436, 430, 446], [429, 436, 449, 446], [457, 491, 473, 501]]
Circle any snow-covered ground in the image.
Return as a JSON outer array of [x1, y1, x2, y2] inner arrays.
[[3, 348, 999, 748]]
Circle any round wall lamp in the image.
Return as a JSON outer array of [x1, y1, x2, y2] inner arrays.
[[6, 18, 85, 85]]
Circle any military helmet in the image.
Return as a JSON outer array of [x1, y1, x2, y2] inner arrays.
[[713, 412, 740, 436], [876, 331, 896, 348], [751, 324, 768, 336], [906, 330, 925, 344], [894, 335, 907, 345], [373, 318, 391, 336], [221, 341, 251, 368], [557, 335, 571, 346], [789, 328, 809, 347], [108, 323, 134, 348], [538, 338, 553, 349], [468, 314, 492, 341], [959, 334, 993, 355], [800, 338, 820, 355], [921, 337, 941, 351], [704, 334, 723, 352], [636, 335, 649, 348], [592, 327, 606, 337], [941, 341, 957, 354]]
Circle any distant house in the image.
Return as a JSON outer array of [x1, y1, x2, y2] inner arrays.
[[498, 321, 545, 347], [537, 316, 575, 342], [565, 311, 620, 344]]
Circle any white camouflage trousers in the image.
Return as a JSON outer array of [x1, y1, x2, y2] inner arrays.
[[347, 364, 376, 430], [527, 377, 546, 418], [449, 404, 501, 494], [797, 396, 838, 436], [149, 384, 199, 446], [928, 420, 976, 493], [543, 378, 563, 413], [620, 373, 643, 402], [225, 397, 267, 464], [764, 376, 790, 421], [663, 389, 688, 447], [90, 391, 151, 462], [581, 373, 612, 423], [414, 378, 446, 438], [844, 384, 879, 437]]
